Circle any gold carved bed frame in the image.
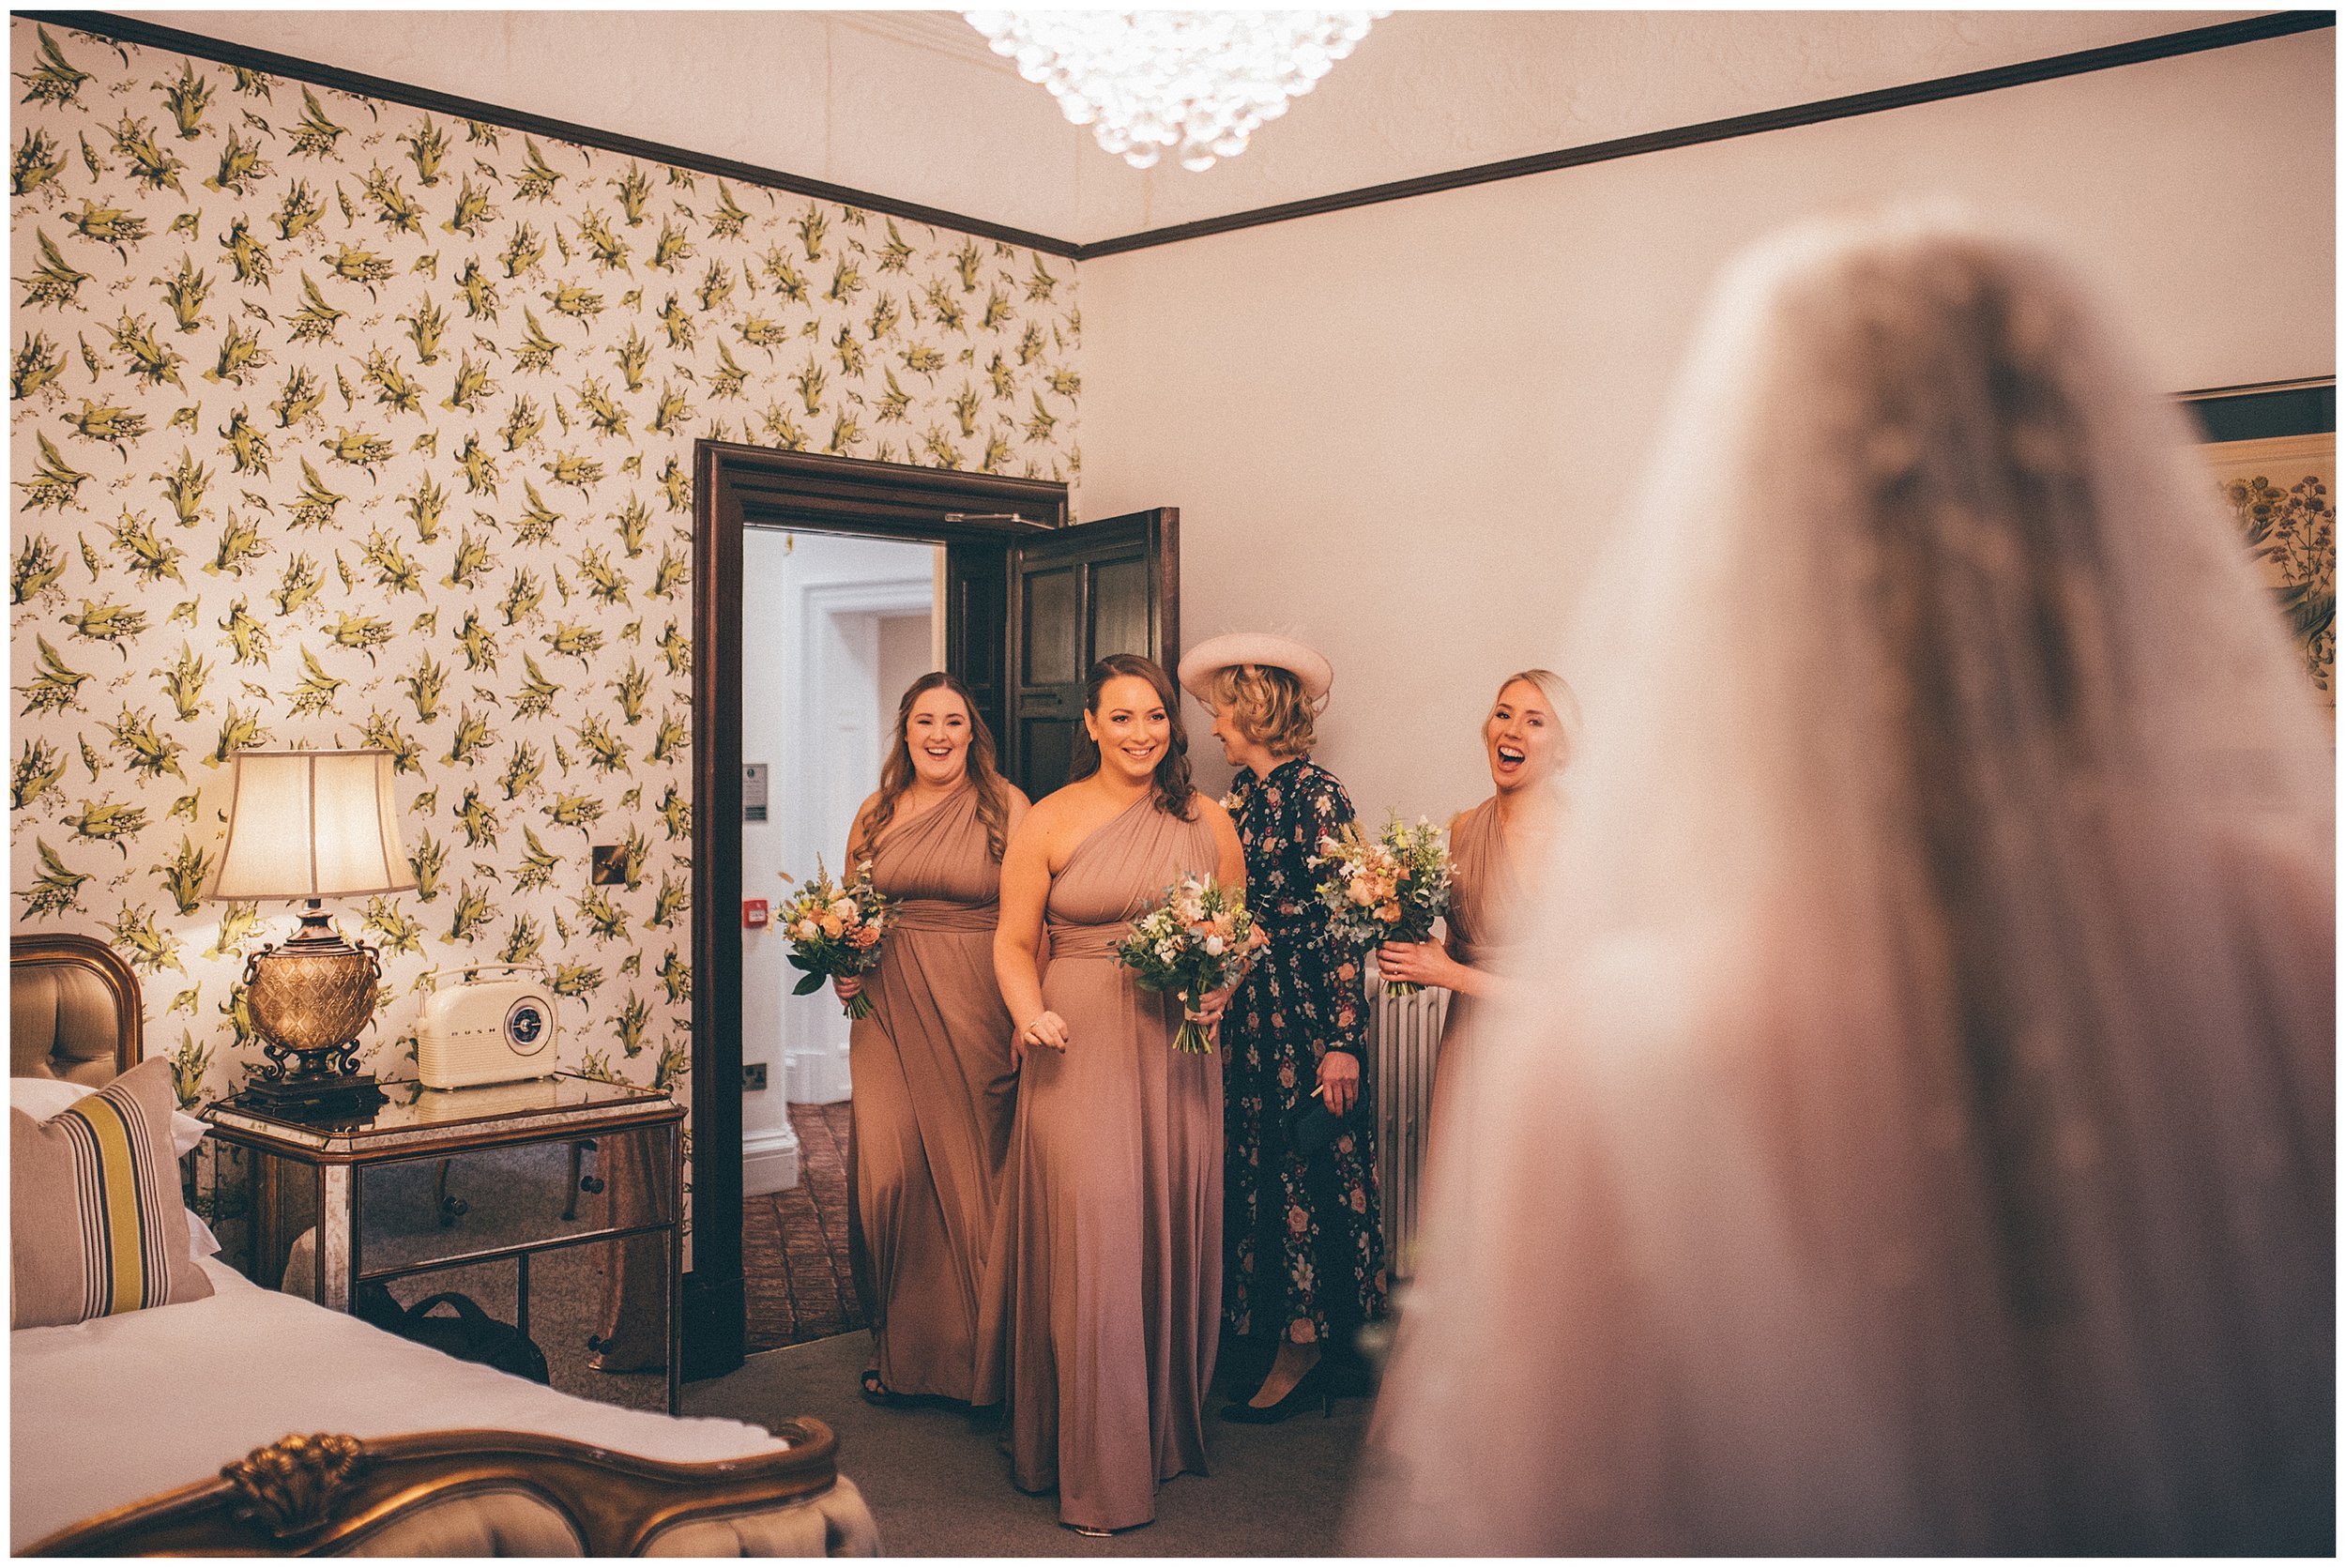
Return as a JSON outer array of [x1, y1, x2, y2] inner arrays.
[[10, 936, 853, 1558], [24, 1424, 846, 1556]]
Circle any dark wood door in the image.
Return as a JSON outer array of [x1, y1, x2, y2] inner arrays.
[[942, 540, 1009, 765], [1004, 508, 1179, 798]]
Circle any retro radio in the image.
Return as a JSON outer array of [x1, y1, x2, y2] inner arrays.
[[415, 964, 560, 1089]]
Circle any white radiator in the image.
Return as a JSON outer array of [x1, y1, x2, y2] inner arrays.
[[1369, 983, 1447, 1280]]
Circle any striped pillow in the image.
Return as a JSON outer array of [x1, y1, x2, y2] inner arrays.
[[11, 1057, 213, 1328]]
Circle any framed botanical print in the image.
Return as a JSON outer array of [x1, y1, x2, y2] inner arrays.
[[2185, 379, 2336, 709]]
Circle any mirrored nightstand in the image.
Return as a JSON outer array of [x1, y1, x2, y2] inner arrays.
[[203, 1074, 684, 1413]]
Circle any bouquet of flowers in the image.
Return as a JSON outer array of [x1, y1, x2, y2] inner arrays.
[[1316, 816, 1453, 996], [1116, 874, 1257, 1054], [779, 859, 895, 1019]]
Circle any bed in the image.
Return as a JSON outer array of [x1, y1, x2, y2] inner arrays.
[[10, 935, 877, 1557]]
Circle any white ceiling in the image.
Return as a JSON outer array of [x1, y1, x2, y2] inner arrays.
[[141, 8, 2248, 247]]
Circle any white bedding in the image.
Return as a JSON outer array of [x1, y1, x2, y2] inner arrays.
[[10, 1256, 786, 1550]]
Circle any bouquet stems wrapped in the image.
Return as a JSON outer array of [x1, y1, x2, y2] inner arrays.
[[1116, 875, 1257, 1054], [1315, 816, 1453, 997], [779, 859, 895, 1019]]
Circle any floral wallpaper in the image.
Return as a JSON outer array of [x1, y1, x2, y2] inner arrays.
[[8, 21, 1084, 1220]]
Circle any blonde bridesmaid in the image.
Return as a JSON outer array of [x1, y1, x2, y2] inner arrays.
[[977, 653, 1247, 1535], [1377, 668, 1578, 1143], [838, 673, 1028, 1405]]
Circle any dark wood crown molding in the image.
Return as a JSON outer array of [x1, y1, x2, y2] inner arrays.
[[17, 9, 2330, 261], [19, 8, 1081, 258], [1076, 11, 2338, 258], [18, 9, 2327, 260]]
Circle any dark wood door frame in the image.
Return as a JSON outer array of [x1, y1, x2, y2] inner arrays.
[[686, 442, 1067, 1377]]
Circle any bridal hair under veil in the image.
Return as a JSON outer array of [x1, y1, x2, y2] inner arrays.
[[1359, 210, 2334, 1554]]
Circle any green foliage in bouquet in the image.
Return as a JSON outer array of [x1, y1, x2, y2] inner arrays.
[[778, 858, 894, 1019], [1316, 816, 1452, 997], [1117, 873, 1256, 1054]]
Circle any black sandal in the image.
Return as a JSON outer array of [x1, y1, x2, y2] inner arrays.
[[860, 1367, 911, 1407]]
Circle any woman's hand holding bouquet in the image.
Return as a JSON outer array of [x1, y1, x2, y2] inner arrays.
[[779, 859, 896, 1019], [1316, 817, 1453, 996], [1117, 875, 1257, 1054]]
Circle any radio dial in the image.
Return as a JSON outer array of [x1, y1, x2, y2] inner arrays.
[[506, 999, 550, 1055]]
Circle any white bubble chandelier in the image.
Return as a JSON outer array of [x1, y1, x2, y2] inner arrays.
[[963, 10, 1385, 172]]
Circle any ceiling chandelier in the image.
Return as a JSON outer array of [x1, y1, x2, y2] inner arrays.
[[963, 10, 1385, 172]]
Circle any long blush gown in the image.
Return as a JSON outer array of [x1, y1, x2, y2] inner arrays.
[[1427, 796, 1532, 1138], [974, 792, 1225, 1532], [848, 782, 1016, 1401]]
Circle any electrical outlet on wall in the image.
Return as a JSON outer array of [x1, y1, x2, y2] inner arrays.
[[742, 1061, 769, 1091]]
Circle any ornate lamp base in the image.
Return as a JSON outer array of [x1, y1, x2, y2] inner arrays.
[[235, 1066, 387, 1119], [236, 906, 388, 1122]]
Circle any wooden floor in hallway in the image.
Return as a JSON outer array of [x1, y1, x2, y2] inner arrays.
[[743, 1101, 868, 1352]]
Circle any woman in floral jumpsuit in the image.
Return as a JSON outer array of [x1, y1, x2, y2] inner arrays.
[[1179, 636, 1387, 1421]]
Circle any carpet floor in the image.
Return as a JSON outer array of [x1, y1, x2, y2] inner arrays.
[[685, 1331, 1373, 1556], [745, 1102, 867, 1352]]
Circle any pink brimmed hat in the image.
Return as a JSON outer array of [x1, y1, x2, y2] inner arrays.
[[1178, 632, 1333, 705]]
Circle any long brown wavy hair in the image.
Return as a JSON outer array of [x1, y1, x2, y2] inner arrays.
[[851, 672, 1013, 863], [1074, 652, 1196, 820]]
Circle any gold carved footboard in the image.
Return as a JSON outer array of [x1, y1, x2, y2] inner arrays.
[[27, 1421, 852, 1557]]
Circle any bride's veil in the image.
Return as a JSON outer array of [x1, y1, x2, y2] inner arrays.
[[1357, 210, 2334, 1555]]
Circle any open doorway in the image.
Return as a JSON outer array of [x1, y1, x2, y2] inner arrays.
[[740, 530, 938, 1198], [737, 531, 936, 1354], [690, 441, 1180, 1376]]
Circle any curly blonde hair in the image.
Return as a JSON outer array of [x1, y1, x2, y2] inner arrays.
[[1210, 662, 1318, 757]]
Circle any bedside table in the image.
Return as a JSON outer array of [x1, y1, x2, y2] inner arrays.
[[203, 1074, 685, 1413]]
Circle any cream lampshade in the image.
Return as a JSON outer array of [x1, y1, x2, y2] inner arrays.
[[210, 749, 414, 902], [207, 749, 414, 1118]]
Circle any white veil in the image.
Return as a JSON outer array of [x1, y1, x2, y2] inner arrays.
[[1356, 211, 2335, 1555]]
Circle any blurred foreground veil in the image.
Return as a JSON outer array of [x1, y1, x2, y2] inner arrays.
[[1353, 211, 2335, 1556]]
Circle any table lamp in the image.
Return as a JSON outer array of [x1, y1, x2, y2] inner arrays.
[[206, 748, 414, 1117]]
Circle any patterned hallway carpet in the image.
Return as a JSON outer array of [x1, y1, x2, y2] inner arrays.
[[744, 1102, 868, 1352]]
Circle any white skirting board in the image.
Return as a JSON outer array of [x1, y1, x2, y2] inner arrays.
[[743, 1121, 800, 1195], [786, 1040, 854, 1105]]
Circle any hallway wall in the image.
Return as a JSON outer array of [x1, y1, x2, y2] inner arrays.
[[740, 530, 935, 1189]]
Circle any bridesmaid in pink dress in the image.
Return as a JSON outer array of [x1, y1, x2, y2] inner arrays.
[[1378, 669, 1578, 1154], [836, 674, 1028, 1405], [978, 653, 1248, 1535]]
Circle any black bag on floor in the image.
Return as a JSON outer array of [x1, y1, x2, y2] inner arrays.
[[355, 1284, 552, 1385]]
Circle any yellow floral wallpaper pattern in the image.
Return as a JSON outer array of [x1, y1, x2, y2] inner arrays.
[[8, 21, 1084, 1157]]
